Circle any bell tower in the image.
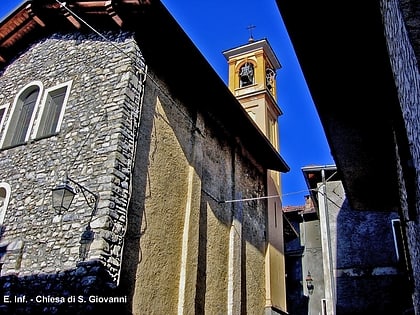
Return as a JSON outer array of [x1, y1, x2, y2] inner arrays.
[[223, 37, 287, 315], [223, 37, 282, 152]]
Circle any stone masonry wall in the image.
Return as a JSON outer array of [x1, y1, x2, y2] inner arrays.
[[0, 30, 145, 314], [381, 0, 420, 313]]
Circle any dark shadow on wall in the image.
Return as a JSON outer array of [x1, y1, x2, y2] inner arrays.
[[335, 198, 413, 315], [0, 225, 6, 274], [0, 224, 126, 315], [0, 260, 123, 315], [194, 193, 208, 314], [285, 255, 309, 315], [117, 75, 156, 315], [283, 211, 309, 315]]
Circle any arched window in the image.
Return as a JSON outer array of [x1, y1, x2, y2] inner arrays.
[[239, 62, 254, 87], [266, 68, 276, 91], [1, 82, 42, 148]]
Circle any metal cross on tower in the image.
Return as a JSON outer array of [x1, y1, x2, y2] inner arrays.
[[247, 24, 256, 43]]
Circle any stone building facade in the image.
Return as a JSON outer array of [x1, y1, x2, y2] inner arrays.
[[0, 1, 289, 314], [301, 165, 412, 315], [284, 166, 413, 315], [382, 1, 420, 312], [0, 29, 146, 315], [275, 0, 420, 313]]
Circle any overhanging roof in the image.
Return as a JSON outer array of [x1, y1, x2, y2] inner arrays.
[[301, 165, 340, 213], [222, 38, 282, 70], [275, 1, 401, 211], [0, 0, 289, 173]]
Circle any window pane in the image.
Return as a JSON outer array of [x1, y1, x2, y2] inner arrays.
[[0, 187, 5, 206], [37, 86, 67, 138], [0, 108, 5, 125], [11, 90, 37, 146]]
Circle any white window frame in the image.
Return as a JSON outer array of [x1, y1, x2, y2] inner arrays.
[[391, 218, 402, 262], [0, 182, 11, 226], [0, 81, 43, 148], [33, 80, 73, 139], [0, 104, 8, 135]]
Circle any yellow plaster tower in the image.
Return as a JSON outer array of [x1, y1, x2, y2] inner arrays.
[[223, 37, 287, 315]]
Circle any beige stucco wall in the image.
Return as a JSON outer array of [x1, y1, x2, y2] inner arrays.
[[121, 70, 269, 314]]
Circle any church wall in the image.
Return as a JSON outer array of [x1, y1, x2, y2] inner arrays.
[[122, 66, 268, 314], [122, 70, 194, 314]]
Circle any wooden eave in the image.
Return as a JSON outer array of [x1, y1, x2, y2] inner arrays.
[[0, 0, 151, 65], [0, 4, 41, 63]]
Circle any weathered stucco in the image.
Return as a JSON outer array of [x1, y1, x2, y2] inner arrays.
[[120, 68, 269, 314]]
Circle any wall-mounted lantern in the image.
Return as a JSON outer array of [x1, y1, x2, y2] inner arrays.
[[306, 271, 314, 295], [52, 175, 99, 216], [52, 180, 76, 214]]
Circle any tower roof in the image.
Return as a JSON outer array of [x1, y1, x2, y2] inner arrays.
[[222, 38, 281, 70]]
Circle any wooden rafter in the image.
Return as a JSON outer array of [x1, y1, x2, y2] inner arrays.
[[105, 1, 123, 27], [0, 0, 151, 67], [25, 4, 46, 27]]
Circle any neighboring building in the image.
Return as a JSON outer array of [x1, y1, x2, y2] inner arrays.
[[0, 1, 290, 314], [283, 196, 319, 315], [275, 1, 420, 313], [284, 165, 413, 315]]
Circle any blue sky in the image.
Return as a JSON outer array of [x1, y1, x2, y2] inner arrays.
[[0, 0, 334, 206]]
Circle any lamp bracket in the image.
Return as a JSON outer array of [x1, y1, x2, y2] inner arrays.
[[66, 176, 99, 214]]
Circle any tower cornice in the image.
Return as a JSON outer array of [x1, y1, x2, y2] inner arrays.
[[222, 38, 281, 70]]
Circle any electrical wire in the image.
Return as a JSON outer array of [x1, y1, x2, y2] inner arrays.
[[220, 189, 312, 204]]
